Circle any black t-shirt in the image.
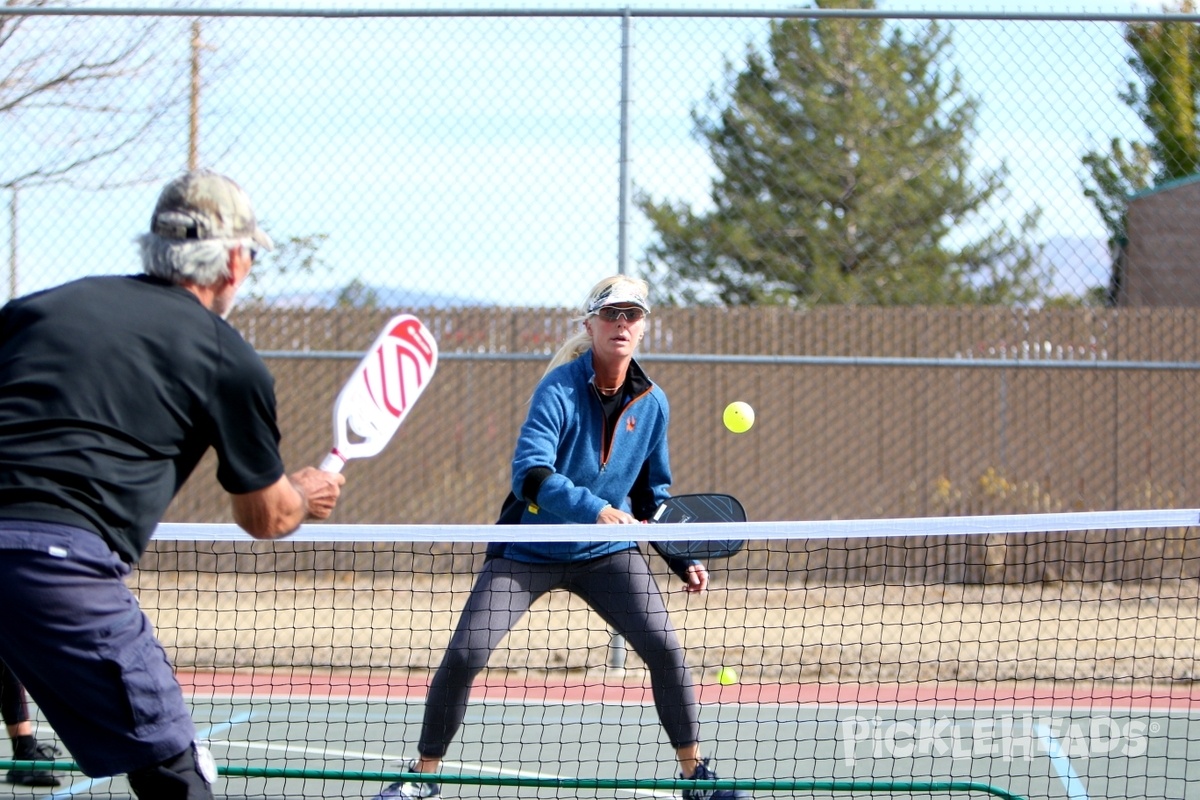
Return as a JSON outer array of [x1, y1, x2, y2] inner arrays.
[[0, 275, 285, 562]]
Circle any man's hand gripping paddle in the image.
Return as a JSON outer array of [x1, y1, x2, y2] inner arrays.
[[319, 314, 438, 473]]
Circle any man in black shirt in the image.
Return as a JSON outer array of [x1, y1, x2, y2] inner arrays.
[[0, 170, 345, 799]]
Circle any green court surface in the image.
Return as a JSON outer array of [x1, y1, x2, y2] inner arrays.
[[5, 680, 1198, 800]]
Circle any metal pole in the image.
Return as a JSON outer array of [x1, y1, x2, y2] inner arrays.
[[607, 631, 627, 671], [8, 188, 17, 301], [609, 10, 638, 671], [189, 20, 202, 170], [616, 7, 633, 274], [610, 9, 634, 666]]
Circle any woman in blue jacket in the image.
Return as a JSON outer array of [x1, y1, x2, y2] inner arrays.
[[372, 275, 746, 800]]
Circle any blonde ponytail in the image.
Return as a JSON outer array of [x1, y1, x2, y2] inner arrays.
[[543, 329, 593, 378]]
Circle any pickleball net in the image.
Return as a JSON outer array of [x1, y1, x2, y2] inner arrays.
[[7, 508, 1200, 799]]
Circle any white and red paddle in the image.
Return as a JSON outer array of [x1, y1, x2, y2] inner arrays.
[[319, 314, 438, 473]]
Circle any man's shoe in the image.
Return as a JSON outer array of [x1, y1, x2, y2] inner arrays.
[[6, 741, 62, 788], [681, 758, 750, 800], [370, 761, 440, 800]]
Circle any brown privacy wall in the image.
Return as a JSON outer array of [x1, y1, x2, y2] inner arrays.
[[164, 305, 1197, 527], [146, 305, 1200, 586]]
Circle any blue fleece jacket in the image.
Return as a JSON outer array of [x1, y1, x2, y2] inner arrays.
[[504, 351, 671, 563]]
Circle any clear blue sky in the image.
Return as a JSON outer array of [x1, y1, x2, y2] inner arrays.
[[8, 0, 1185, 306]]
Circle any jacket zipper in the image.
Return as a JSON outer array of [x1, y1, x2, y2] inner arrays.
[[596, 385, 652, 471]]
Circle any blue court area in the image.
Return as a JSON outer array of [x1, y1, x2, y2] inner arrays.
[[7, 691, 1198, 800]]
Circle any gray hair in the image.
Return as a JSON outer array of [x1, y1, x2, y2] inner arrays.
[[137, 232, 246, 287]]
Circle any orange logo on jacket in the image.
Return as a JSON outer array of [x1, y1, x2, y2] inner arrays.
[[626, 417, 637, 432]]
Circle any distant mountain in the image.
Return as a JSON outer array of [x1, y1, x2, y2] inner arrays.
[[259, 239, 1111, 308], [263, 285, 490, 309]]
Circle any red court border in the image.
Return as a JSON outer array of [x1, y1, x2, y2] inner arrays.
[[178, 670, 1200, 710]]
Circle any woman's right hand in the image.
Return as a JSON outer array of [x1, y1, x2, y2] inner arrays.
[[597, 504, 638, 524]]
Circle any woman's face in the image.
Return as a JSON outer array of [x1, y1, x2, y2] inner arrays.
[[586, 304, 646, 362]]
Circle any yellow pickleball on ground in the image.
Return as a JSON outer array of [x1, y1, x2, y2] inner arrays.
[[717, 666, 739, 686], [723, 401, 755, 433]]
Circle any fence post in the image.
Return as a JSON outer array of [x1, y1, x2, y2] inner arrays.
[[617, 6, 633, 275]]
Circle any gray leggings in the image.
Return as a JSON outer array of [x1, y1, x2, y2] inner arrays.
[[418, 549, 699, 757]]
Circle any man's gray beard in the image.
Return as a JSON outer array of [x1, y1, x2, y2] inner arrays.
[[213, 294, 236, 320]]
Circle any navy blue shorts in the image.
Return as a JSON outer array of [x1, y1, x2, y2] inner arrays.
[[0, 522, 196, 777]]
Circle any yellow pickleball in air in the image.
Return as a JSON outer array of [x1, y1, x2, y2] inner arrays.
[[723, 401, 755, 434]]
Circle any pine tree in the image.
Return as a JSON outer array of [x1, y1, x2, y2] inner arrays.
[[1080, 2, 1200, 303], [638, 1, 1041, 307]]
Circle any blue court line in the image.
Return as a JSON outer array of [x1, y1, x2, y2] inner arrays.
[[199, 710, 258, 741], [1036, 723, 1090, 800], [45, 710, 258, 798], [47, 775, 113, 798]]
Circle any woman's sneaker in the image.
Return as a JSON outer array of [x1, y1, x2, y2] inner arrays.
[[370, 761, 440, 800], [680, 758, 750, 800], [7, 740, 62, 788]]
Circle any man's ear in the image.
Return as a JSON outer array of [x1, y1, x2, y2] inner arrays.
[[226, 245, 251, 288]]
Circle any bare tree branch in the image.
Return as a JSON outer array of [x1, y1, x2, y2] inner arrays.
[[1, 1, 192, 191]]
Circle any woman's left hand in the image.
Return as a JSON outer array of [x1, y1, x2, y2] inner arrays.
[[683, 563, 709, 593]]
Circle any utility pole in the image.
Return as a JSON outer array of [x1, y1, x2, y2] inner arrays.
[[189, 20, 202, 170]]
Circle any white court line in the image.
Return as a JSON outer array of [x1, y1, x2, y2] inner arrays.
[[214, 739, 674, 798], [45, 712, 258, 798]]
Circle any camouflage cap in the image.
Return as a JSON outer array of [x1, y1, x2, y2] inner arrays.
[[150, 170, 273, 249], [586, 281, 650, 314]]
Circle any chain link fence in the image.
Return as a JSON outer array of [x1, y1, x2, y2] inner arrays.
[[4, 4, 1197, 524]]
